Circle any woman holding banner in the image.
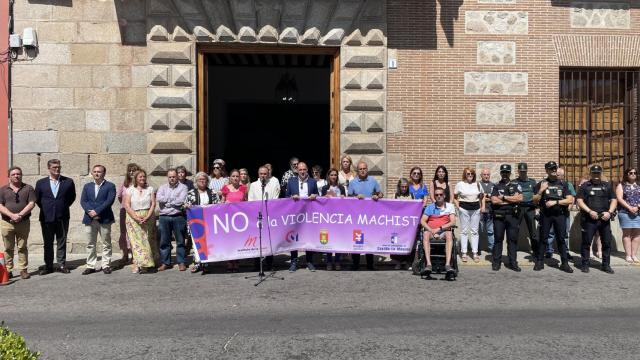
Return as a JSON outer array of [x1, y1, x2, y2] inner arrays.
[[321, 168, 347, 270], [392, 178, 415, 270], [185, 172, 221, 273], [123, 169, 157, 274], [221, 169, 248, 272]]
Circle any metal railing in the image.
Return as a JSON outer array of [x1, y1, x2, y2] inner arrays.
[[559, 69, 639, 185]]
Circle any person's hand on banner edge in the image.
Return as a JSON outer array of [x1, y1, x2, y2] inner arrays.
[[309, 194, 317, 200]]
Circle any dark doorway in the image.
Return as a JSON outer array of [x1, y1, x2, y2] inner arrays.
[[206, 52, 333, 180]]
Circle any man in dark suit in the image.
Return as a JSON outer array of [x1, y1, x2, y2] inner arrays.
[[35, 159, 76, 275], [80, 165, 116, 275], [285, 162, 319, 272]]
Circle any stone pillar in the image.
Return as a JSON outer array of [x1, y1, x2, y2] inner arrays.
[[340, 31, 388, 191]]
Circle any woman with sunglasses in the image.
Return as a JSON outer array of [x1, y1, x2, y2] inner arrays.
[[430, 165, 453, 203], [208, 159, 228, 195], [616, 167, 640, 263], [454, 167, 483, 262], [312, 165, 327, 191], [321, 168, 347, 270], [221, 169, 248, 272], [408, 166, 429, 206]]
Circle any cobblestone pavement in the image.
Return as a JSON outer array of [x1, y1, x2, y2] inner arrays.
[[1, 254, 639, 360]]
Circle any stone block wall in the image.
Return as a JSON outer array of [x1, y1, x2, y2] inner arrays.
[[386, 0, 640, 193], [10, 0, 149, 253]]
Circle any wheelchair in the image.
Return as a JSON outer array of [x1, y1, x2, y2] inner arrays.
[[411, 226, 459, 281]]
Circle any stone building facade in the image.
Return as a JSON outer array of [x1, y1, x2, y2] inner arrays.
[[7, 0, 640, 253]]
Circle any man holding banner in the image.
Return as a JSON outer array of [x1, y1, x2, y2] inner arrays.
[[285, 162, 319, 272], [348, 161, 383, 271]]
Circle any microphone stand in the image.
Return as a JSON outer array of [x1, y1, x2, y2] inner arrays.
[[246, 180, 284, 286]]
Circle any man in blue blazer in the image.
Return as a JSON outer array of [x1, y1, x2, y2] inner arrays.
[[80, 165, 116, 275], [35, 159, 76, 275], [285, 162, 319, 272]]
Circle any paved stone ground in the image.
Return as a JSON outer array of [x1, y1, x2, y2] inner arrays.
[[2, 252, 639, 360]]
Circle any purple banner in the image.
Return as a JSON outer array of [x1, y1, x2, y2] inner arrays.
[[186, 197, 423, 263]]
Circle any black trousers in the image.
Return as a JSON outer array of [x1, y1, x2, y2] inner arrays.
[[352, 253, 374, 268], [41, 219, 69, 268], [493, 213, 519, 265], [518, 207, 538, 255], [291, 250, 315, 264], [581, 217, 613, 267], [538, 212, 569, 263]]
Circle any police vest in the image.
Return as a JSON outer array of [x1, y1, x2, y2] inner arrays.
[[494, 181, 521, 214], [584, 183, 610, 213], [541, 179, 568, 215], [544, 181, 565, 201]]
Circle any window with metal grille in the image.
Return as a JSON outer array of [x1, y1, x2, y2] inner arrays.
[[559, 69, 639, 185]]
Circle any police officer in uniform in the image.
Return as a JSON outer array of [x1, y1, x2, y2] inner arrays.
[[576, 165, 616, 274], [515, 162, 539, 257], [533, 161, 574, 273], [491, 164, 523, 271]]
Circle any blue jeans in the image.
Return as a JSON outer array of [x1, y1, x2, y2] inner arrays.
[[480, 212, 494, 251], [547, 216, 571, 253], [159, 215, 186, 265]]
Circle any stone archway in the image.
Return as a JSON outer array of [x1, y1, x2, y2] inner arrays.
[[134, 0, 389, 187]]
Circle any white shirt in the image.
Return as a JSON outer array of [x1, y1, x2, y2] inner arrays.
[[94, 179, 105, 199], [248, 177, 280, 201], [316, 179, 327, 191], [454, 181, 481, 203], [127, 186, 154, 211], [199, 192, 209, 205], [298, 177, 309, 198]]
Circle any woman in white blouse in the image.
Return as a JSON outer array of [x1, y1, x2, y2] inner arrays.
[[123, 169, 157, 274], [184, 172, 221, 273], [454, 167, 484, 263]]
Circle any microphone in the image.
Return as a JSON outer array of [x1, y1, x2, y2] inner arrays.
[[265, 192, 269, 200], [261, 178, 266, 188]]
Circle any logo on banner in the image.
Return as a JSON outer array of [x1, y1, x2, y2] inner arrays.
[[390, 233, 399, 244], [285, 230, 299, 243], [244, 236, 257, 248], [353, 230, 364, 245], [319, 230, 329, 244]]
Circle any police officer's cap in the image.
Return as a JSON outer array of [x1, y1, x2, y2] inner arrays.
[[499, 164, 511, 173], [544, 161, 558, 170], [590, 165, 603, 173], [517, 162, 528, 171]]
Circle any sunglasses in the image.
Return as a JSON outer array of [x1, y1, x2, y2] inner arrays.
[[212, 166, 220, 169], [465, 173, 473, 176], [435, 193, 445, 197], [629, 171, 637, 175], [358, 168, 367, 171], [411, 172, 421, 175]]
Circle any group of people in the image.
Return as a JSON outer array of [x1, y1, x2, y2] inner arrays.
[[1, 155, 638, 279]]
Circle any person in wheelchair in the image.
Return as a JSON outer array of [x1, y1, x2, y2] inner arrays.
[[420, 188, 457, 275]]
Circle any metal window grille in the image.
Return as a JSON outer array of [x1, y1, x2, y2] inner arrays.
[[559, 69, 640, 185]]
